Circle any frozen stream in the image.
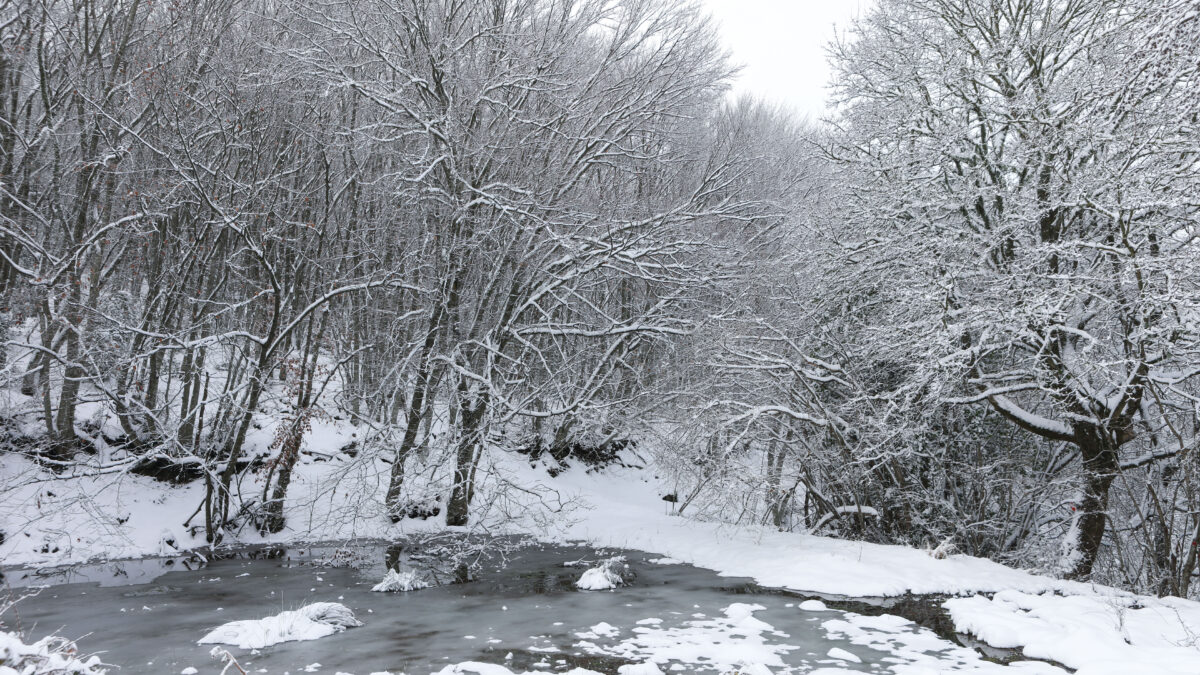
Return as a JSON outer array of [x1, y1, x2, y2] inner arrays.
[[2, 541, 1014, 674]]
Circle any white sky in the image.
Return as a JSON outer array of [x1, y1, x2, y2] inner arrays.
[[701, 0, 873, 121]]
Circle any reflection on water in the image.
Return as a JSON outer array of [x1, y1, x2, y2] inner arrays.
[[7, 556, 189, 588], [4, 544, 295, 589]]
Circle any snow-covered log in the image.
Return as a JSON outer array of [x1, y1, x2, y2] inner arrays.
[[197, 602, 363, 650]]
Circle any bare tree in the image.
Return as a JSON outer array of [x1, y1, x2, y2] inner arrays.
[[828, 0, 1200, 580]]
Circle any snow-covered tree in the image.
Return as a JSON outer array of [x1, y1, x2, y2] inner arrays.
[[827, 0, 1200, 580]]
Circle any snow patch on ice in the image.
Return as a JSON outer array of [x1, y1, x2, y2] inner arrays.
[[0, 631, 107, 674], [575, 602, 795, 673], [616, 663, 664, 675], [821, 612, 1067, 674], [574, 622, 620, 640], [197, 602, 362, 649], [825, 646, 861, 663]]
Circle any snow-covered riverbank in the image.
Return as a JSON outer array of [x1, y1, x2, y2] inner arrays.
[[548, 463, 1200, 675], [3, 449, 1199, 674]]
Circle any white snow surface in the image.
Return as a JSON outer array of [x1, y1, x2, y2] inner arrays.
[[550, 464, 1090, 598], [197, 602, 363, 650], [4, 435, 1200, 673], [575, 566, 619, 590], [574, 622, 619, 639], [615, 663, 664, 675], [947, 590, 1200, 674], [821, 612, 1065, 674], [541, 464, 1200, 673], [0, 631, 106, 674], [826, 646, 862, 663], [573, 603, 796, 671], [575, 557, 630, 591]]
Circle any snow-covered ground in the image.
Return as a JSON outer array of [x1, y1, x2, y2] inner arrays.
[[3, 437, 1200, 674], [544, 464, 1200, 674], [0, 630, 106, 674]]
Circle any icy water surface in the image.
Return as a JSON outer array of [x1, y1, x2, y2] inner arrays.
[[3, 541, 982, 674]]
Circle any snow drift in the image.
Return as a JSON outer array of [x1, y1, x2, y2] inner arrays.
[[197, 602, 362, 650], [0, 631, 106, 674]]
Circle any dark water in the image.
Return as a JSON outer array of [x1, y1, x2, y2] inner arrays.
[[2, 541, 912, 674]]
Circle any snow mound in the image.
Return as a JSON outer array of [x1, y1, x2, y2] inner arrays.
[[576, 556, 634, 591], [826, 646, 861, 663], [574, 622, 620, 640], [0, 631, 106, 674], [947, 590, 1200, 675], [197, 602, 363, 649], [371, 569, 430, 593]]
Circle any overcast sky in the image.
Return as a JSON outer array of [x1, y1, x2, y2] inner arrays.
[[701, 0, 872, 121]]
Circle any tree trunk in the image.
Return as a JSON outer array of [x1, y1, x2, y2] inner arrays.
[[765, 437, 785, 527], [1148, 464, 1177, 597], [209, 370, 266, 544], [446, 392, 486, 527], [177, 346, 196, 450], [384, 367, 432, 521], [1065, 426, 1119, 580], [261, 313, 326, 533], [260, 416, 304, 534], [385, 305, 445, 519], [54, 280, 84, 457], [22, 350, 44, 397]]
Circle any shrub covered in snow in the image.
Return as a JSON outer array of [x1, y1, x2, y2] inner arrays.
[[0, 630, 106, 674], [371, 569, 431, 593], [197, 602, 362, 650], [576, 556, 635, 591]]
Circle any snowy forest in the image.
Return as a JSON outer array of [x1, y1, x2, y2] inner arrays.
[[1, 0, 1200, 673]]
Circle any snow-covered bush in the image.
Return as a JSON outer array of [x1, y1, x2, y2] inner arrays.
[[576, 556, 635, 591], [0, 631, 106, 674], [198, 602, 362, 650], [372, 569, 430, 592]]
